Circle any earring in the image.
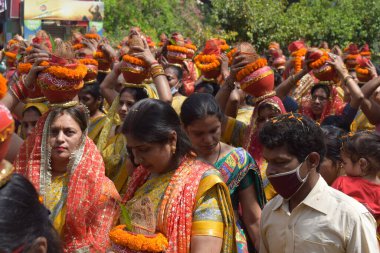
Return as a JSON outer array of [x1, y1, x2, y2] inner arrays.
[[171, 146, 176, 155]]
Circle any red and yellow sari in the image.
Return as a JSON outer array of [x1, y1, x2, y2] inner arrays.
[[14, 111, 120, 252], [121, 155, 237, 253]]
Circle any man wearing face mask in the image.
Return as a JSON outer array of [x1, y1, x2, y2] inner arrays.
[[258, 113, 379, 253]]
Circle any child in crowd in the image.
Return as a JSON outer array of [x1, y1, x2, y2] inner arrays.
[[332, 131, 380, 242]]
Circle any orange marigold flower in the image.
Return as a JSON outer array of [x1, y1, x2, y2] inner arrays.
[[109, 225, 168, 252], [78, 58, 99, 66], [184, 44, 197, 51], [355, 65, 369, 76], [26, 46, 33, 52], [236, 58, 268, 81], [4, 52, 16, 59], [42, 64, 88, 80], [291, 48, 307, 75], [94, 51, 105, 59], [7, 39, 19, 46], [194, 54, 221, 72], [309, 51, 330, 69], [17, 62, 33, 74], [346, 54, 360, 60], [40, 61, 50, 67], [84, 33, 101, 40], [0, 73, 7, 99], [72, 44, 85, 50], [227, 48, 237, 65], [219, 39, 230, 51], [167, 45, 189, 54], [122, 54, 147, 66]]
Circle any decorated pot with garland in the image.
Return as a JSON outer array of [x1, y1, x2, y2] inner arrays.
[[355, 56, 372, 83], [166, 33, 188, 64], [288, 40, 307, 76], [109, 225, 169, 253], [344, 43, 360, 70], [184, 38, 197, 59], [306, 48, 337, 82], [237, 59, 274, 98], [78, 58, 99, 84], [109, 205, 169, 253], [94, 50, 112, 73], [119, 35, 149, 84], [360, 44, 371, 60], [37, 56, 87, 103], [194, 38, 230, 79]]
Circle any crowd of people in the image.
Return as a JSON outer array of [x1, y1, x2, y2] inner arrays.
[[0, 27, 379, 253]]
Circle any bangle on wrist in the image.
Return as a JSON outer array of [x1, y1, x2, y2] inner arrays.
[[343, 75, 354, 85], [150, 64, 165, 78]]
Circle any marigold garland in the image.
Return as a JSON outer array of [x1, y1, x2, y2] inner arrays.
[[17, 62, 33, 74], [78, 58, 99, 66], [346, 54, 360, 60], [309, 51, 329, 69], [361, 51, 371, 56], [4, 52, 16, 59], [122, 54, 147, 66], [94, 51, 105, 59], [72, 44, 85, 50], [167, 45, 189, 54], [41, 63, 87, 80], [355, 66, 369, 76], [227, 48, 237, 65], [0, 73, 7, 99], [291, 48, 307, 74], [194, 54, 221, 72], [26, 46, 33, 52], [7, 39, 18, 46], [184, 44, 197, 51], [109, 225, 168, 252], [219, 39, 229, 51], [236, 58, 268, 82], [84, 33, 101, 40]]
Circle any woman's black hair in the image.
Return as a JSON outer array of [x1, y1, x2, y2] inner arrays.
[[80, 82, 104, 112], [120, 86, 149, 102], [321, 125, 346, 165], [273, 69, 283, 87], [22, 106, 42, 117], [342, 131, 380, 175], [0, 174, 62, 253], [259, 113, 326, 170], [122, 98, 193, 166], [180, 93, 224, 127], [50, 105, 89, 132], [165, 65, 183, 80], [311, 84, 330, 98], [194, 81, 220, 96]]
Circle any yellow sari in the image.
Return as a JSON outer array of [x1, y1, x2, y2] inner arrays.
[[97, 83, 158, 193], [122, 156, 237, 253], [45, 173, 69, 235], [88, 114, 107, 144]]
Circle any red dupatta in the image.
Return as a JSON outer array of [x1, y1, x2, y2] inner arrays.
[[244, 96, 287, 168], [14, 111, 120, 252], [299, 85, 345, 123]]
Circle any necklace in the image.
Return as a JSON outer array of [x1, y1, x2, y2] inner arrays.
[[214, 142, 222, 164]]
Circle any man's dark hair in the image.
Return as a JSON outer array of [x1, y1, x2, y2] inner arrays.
[[259, 113, 326, 170]]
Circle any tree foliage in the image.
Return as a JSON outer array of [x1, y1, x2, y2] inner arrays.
[[104, 0, 380, 53], [209, 0, 380, 52]]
